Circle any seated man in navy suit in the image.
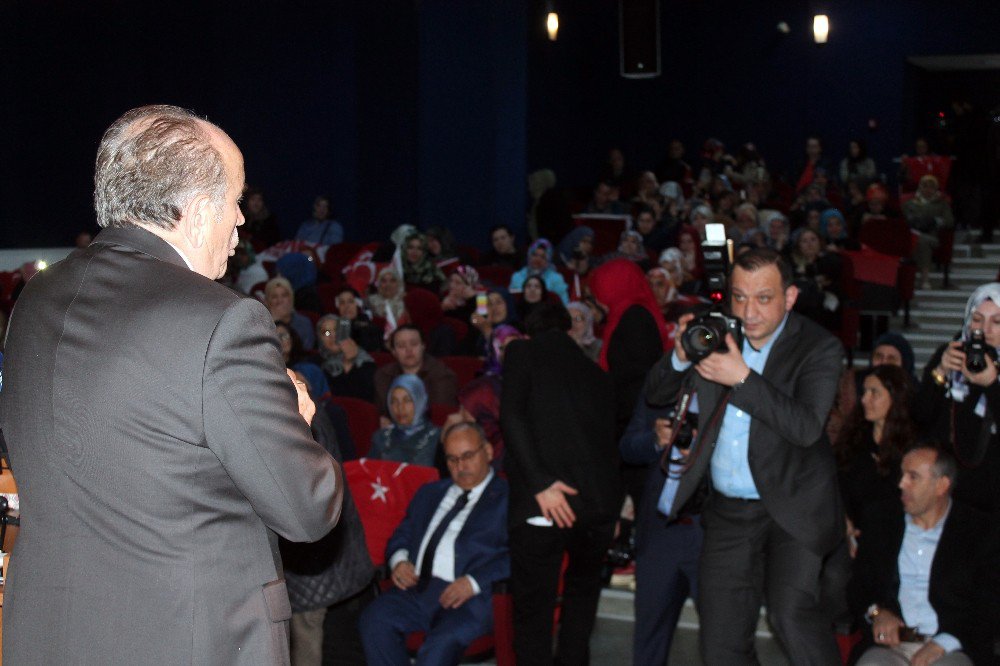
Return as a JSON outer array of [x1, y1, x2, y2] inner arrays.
[[359, 422, 509, 665]]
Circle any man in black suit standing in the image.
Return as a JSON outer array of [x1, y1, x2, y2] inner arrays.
[[850, 445, 999, 666], [501, 303, 622, 665], [645, 248, 844, 664], [0, 105, 343, 664]]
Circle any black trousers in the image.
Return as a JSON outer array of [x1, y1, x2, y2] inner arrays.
[[698, 496, 840, 666], [510, 519, 616, 666]]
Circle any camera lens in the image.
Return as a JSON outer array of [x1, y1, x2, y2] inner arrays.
[[688, 325, 716, 353]]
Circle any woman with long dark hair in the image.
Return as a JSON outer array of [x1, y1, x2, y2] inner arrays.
[[835, 364, 915, 541]]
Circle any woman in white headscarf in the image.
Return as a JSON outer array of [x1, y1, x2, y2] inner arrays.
[[913, 282, 1000, 516]]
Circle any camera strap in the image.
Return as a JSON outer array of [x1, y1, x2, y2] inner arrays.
[[660, 376, 732, 478]]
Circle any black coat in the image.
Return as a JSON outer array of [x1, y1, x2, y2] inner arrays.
[[848, 499, 1000, 665], [912, 342, 1000, 516], [644, 311, 845, 556], [500, 330, 622, 527], [280, 408, 374, 612]]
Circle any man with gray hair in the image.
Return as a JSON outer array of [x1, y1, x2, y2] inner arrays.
[[0, 105, 343, 664]]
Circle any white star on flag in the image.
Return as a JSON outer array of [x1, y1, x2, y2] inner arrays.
[[370, 476, 389, 503]]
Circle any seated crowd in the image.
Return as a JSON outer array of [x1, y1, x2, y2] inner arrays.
[[222, 137, 991, 666], [6, 135, 991, 666]]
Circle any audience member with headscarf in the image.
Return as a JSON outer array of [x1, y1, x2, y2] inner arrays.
[[315, 314, 377, 401], [368, 267, 406, 323], [819, 208, 858, 251], [443, 324, 525, 469], [903, 174, 955, 290], [266, 276, 317, 351], [401, 232, 446, 292], [508, 238, 569, 304], [515, 275, 549, 323], [912, 283, 1000, 516], [441, 265, 480, 321], [556, 226, 595, 276], [599, 229, 649, 269], [760, 210, 791, 254], [566, 301, 602, 363], [369, 375, 440, 467], [468, 287, 518, 356], [589, 258, 674, 511]]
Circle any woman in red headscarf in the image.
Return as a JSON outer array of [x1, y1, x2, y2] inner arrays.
[[589, 258, 675, 518]]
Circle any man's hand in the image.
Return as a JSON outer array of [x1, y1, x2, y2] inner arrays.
[[694, 333, 750, 387], [673, 313, 696, 364], [910, 641, 945, 666], [654, 418, 675, 449], [287, 369, 316, 425], [391, 561, 418, 590], [938, 340, 1000, 387], [871, 608, 904, 647], [936, 341, 965, 377], [534, 481, 579, 528], [440, 408, 474, 442], [439, 576, 476, 609]]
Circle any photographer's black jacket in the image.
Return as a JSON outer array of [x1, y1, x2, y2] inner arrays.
[[913, 342, 1000, 516]]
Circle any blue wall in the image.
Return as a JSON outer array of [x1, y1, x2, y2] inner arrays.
[[2, 0, 998, 249], [527, 0, 1000, 188], [0, 0, 526, 249]]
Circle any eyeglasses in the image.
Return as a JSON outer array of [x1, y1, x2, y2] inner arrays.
[[445, 443, 485, 466], [320, 330, 336, 337], [571, 315, 586, 323]]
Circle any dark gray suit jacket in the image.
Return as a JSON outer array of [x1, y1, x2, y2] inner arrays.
[[0, 227, 343, 665], [645, 311, 844, 556]]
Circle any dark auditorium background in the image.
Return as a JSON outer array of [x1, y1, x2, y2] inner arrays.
[[3, 0, 1000, 249]]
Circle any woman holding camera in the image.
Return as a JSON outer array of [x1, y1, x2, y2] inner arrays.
[[912, 283, 1000, 516]]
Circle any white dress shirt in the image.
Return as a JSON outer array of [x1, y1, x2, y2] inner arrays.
[[390, 470, 494, 593]]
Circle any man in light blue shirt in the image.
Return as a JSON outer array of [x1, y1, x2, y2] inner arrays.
[[644, 248, 845, 665], [294, 195, 344, 245], [852, 445, 998, 665]]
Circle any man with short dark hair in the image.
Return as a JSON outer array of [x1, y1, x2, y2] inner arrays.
[[850, 445, 999, 665], [583, 180, 627, 215], [481, 224, 523, 270], [502, 301, 621, 664], [373, 324, 458, 416], [645, 247, 845, 664], [0, 105, 343, 663], [359, 422, 509, 665]]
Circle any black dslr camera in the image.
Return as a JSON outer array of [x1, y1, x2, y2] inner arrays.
[[964, 329, 998, 373], [680, 308, 743, 364]]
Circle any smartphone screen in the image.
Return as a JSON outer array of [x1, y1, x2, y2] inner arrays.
[[336, 318, 352, 342], [475, 293, 489, 317]]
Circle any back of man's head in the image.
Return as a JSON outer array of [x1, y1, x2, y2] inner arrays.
[[94, 105, 228, 231], [524, 301, 571, 337]]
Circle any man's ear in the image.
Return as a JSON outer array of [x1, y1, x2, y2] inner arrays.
[[180, 194, 215, 249], [784, 283, 799, 311]]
